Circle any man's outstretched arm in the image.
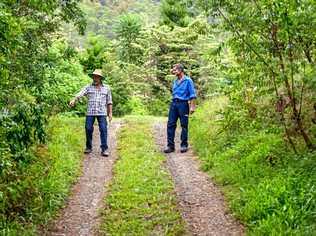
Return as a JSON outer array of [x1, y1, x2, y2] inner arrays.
[[69, 86, 88, 107]]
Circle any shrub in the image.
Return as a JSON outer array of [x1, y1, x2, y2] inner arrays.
[[0, 116, 84, 234], [190, 96, 316, 234]]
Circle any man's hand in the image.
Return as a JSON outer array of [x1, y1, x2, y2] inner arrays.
[[69, 99, 76, 107], [189, 99, 196, 115], [108, 114, 113, 123], [190, 106, 195, 115], [107, 104, 113, 123]]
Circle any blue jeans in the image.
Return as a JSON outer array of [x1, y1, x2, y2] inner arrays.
[[85, 116, 108, 151], [167, 100, 189, 149]]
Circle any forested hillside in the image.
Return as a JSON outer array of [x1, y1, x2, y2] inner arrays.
[[0, 0, 315, 235]]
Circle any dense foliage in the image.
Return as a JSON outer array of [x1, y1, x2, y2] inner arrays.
[[0, 0, 87, 162], [195, 0, 316, 150], [0, 0, 87, 233]]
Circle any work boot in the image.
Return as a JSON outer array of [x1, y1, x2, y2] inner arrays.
[[101, 149, 109, 157], [164, 147, 175, 153], [84, 148, 92, 154], [180, 146, 188, 153]]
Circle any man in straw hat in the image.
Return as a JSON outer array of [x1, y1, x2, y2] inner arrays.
[[164, 63, 197, 154], [69, 69, 113, 157]]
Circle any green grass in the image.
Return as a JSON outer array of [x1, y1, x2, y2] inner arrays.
[[190, 97, 316, 235], [0, 116, 85, 235], [101, 117, 185, 236]]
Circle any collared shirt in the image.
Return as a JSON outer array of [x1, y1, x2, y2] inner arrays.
[[172, 75, 197, 101], [75, 84, 113, 116]]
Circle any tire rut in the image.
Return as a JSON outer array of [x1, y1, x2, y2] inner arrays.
[[44, 120, 122, 236], [154, 121, 244, 236]]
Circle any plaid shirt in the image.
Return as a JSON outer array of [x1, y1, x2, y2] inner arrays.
[[75, 84, 113, 116]]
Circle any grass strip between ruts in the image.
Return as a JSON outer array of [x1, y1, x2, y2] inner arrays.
[[101, 117, 185, 235]]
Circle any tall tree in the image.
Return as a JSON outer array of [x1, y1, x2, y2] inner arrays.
[[115, 13, 144, 64], [160, 0, 191, 28]]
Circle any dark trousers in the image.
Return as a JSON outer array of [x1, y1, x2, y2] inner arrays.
[[167, 100, 189, 149], [85, 116, 108, 151]]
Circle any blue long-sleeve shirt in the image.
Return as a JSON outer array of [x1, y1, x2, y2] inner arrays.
[[172, 76, 197, 101]]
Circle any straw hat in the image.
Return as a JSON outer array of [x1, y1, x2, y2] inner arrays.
[[90, 69, 104, 79]]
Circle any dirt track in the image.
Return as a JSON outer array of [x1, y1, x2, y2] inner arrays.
[[154, 121, 244, 236], [45, 121, 121, 236]]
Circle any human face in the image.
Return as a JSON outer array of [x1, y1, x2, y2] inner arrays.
[[172, 66, 181, 76], [93, 74, 102, 85], [172, 65, 184, 78]]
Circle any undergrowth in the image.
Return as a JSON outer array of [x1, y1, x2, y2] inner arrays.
[[190, 97, 316, 235], [0, 116, 84, 235]]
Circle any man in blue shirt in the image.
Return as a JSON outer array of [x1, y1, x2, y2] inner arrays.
[[164, 64, 197, 153]]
